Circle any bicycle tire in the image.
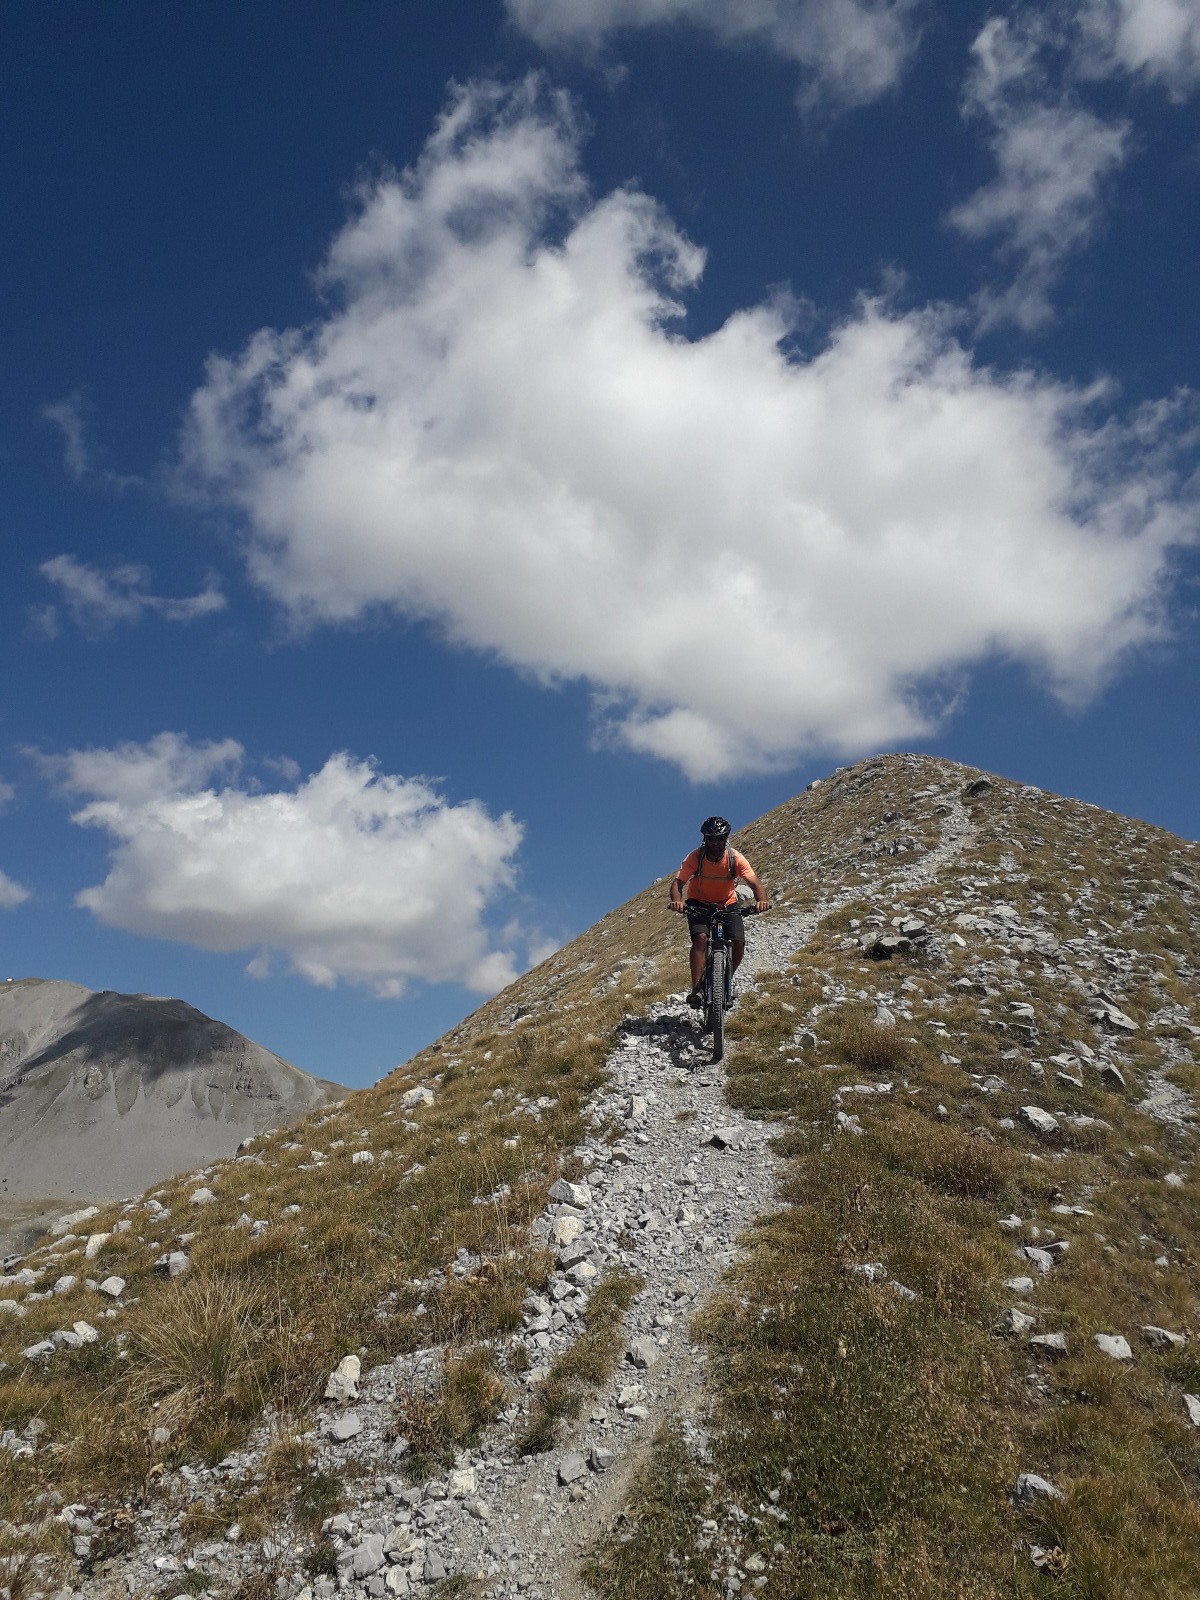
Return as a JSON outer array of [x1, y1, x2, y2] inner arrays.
[[709, 947, 727, 1063]]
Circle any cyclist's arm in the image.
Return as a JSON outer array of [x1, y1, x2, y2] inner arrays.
[[669, 872, 689, 912], [740, 865, 770, 913]]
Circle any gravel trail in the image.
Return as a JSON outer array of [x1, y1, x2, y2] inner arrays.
[[433, 796, 976, 1598]]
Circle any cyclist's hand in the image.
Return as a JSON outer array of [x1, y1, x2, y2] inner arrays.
[[756, 897, 770, 913], [669, 900, 686, 914]]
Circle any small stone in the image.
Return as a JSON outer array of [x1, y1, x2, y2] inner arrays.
[[1030, 1332, 1068, 1356], [1184, 1395, 1200, 1426], [1094, 1333, 1133, 1361], [400, 1084, 435, 1109], [53, 1274, 78, 1295], [627, 1336, 660, 1369], [1099, 1062, 1126, 1090], [1164, 1172, 1185, 1188], [548, 1179, 591, 1209], [999, 1308, 1036, 1336], [50, 1206, 100, 1236], [423, 1550, 448, 1583], [846, 1262, 887, 1284], [1023, 1247, 1055, 1276], [23, 1340, 55, 1362], [998, 1215, 1022, 1232], [189, 1187, 217, 1206], [1012, 1472, 1064, 1507], [590, 1445, 615, 1471], [83, 1233, 111, 1259], [325, 1354, 361, 1402], [72, 1320, 100, 1343], [448, 1466, 476, 1497], [97, 1276, 126, 1299], [1141, 1325, 1186, 1351], [154, 1251, 190, 1279], [1020, 1106, 1060, 1136], [552, 1215, 584, 1248], [326, 1411, 362, 1442], [709, 1127, 741, 1150], [558, 1452, 587, 1485], [353, 1535, 386, 1578], [351, 1150, 374, 1165]]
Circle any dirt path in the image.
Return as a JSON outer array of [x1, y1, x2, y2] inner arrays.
[[439, 796, 976, 1598]]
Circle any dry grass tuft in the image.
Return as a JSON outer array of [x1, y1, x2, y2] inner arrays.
[[395, 1345, 507, 1479], [517, 1269, 642, 1456], [827, 1008, 912, 1076]]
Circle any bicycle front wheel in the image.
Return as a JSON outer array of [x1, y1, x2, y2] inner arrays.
[[709, 947, 726, 1063]]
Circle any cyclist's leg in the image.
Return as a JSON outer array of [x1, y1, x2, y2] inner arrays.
[[690, 930, 707, 994], [730, 938, 746, 974]]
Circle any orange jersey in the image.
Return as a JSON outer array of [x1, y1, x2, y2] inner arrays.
[[678, 846, 752, 907]]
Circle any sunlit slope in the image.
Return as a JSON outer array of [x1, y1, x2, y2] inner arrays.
[[1, 754, 1197, 1600]]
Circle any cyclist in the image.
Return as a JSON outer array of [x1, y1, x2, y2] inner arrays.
[[669, 817, 769, 1008]]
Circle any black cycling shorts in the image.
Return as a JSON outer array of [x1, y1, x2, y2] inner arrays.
[[685, 901, 745, 943]]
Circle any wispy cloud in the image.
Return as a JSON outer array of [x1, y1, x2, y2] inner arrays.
[[949, 13, 1130, 330], [0, 872, 29, 911], [42, 393, 92, 481], [181, 79, 1196, 780], [507, 0, 924, 112], [36, 554, 226, 637], [49, 733, 526, 996], [951, 0, 1200, 329], [0, 780, 26, 910], [1078, 0, 1200, 96]]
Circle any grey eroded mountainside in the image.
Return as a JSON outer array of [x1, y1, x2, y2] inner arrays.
[[0, 978, 341, 1252], [2, 752, 1199, 1600]]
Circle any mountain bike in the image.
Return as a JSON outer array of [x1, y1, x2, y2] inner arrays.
[[691, 903, 760, 1064]]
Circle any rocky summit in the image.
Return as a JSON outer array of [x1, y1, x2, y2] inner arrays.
[[0, 979, 342, 1252], [0, 753, 1198, 1600]]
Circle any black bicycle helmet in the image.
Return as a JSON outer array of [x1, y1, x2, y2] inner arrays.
[[700, 815, 731, 839]]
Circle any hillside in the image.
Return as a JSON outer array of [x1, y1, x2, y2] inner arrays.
[[1, 752, 1198, 1600], [0, 979, 342, 1254]]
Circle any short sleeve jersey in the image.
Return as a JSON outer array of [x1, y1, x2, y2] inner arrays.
[[678, 846, 752, 907]]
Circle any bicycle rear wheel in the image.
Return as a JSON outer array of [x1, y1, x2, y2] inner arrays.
[[709, 947, 726, 1063]]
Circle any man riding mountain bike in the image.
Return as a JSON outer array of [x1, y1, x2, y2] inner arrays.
[[669, 816, 769, 1009]]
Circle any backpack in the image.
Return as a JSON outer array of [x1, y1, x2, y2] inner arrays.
[[692, 846, 738, 884]]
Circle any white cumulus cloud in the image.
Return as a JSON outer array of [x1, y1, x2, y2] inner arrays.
[[37, 555, 226, 636], [51, 733, 524, 996], [182, 79, 1195, 780], [507, 0, 922, 110]]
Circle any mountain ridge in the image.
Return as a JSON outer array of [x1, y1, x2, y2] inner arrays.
[[0, 977, 342, 1253], [1, 752, 1198, 1599]]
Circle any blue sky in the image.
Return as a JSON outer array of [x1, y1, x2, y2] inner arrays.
[[2, 0, 1198, 1088]]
